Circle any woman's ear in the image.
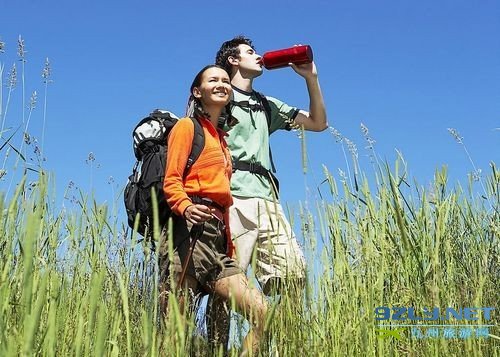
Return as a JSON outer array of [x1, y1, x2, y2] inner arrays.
[[192, 87, 202, 99]]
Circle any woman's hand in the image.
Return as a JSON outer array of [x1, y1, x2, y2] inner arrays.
[[183, 204, 214, 225]]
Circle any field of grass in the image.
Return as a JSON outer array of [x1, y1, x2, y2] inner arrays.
[[0, 161, 497, 356]]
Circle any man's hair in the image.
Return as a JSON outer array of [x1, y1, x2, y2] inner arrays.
[[215, 36, 255, 76]]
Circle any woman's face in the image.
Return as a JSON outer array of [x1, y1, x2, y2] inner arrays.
[[192, 67, 232, 108]]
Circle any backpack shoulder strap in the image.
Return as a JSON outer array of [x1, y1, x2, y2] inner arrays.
[[253, 91, 272, 131], [253, 91, 277, 173], [184, 117, 205, 174]]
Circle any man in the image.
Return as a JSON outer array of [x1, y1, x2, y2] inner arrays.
[[206, 35, 327, 351]]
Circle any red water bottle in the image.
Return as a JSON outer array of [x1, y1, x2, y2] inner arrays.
[[260, 45, 314, 70]]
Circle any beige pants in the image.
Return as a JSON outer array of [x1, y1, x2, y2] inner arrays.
[[230, 196, 306, 289]]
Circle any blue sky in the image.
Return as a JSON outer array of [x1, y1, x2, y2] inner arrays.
[[1, 0, 498, 219]]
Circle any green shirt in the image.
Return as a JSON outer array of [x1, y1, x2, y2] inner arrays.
[[224, 86, 299, 199]]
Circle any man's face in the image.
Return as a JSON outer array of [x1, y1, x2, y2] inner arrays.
[[234, 44, 263, 77]]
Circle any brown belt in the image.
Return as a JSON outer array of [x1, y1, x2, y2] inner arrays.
[[189, 196, 225, 222]]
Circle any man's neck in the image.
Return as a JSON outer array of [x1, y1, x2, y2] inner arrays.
[[231, 73, 253, 92]]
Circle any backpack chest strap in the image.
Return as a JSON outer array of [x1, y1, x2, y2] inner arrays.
[[231, 100, 266, 113], [232, 160, 280, 194], [232, 160, 270, 176]]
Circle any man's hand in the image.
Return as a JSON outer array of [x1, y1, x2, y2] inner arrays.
[[289, 61, 318, 80], [184, 204, 214, 225]]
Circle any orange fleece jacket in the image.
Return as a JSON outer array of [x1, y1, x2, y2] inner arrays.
[[164, 116, 234, 256]]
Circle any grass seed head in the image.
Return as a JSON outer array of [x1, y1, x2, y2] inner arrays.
[[17, 35, 26, 62], [7, 63, 17, 88], [471, 169, 482, 182], [361, 122, 376, 149], [24, 132, 32, 145], [86, 152, 96, 164], [42, 57, 52, 82], [345, 138, 358, 159], [29, 90, 37, 110], [447, 128, 463, 144], [329, 126, 343, 143]]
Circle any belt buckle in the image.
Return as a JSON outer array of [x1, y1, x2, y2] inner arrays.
[[211, 213, 225, 231], [201, 198, 212, 206]]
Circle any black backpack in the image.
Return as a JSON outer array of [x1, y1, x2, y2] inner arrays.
[[124, 109, 204, 237]]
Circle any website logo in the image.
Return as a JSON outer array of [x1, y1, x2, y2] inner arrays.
[[375, 306, 495, 340]]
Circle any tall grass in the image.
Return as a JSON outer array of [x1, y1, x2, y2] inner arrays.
[[0, 159, 497, 356]]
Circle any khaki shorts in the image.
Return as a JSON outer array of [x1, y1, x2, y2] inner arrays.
[[158, 214, 242, 292], [230, 196, 306, 289]]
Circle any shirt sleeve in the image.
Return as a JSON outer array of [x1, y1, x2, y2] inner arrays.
[[163, 118, 194, 216], [266, 95, 299, 134]]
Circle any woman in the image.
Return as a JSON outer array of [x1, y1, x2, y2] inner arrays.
[[160, 64, 267, 355]]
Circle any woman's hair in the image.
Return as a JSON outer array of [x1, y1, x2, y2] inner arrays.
[[185, 64, 232, 123]]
